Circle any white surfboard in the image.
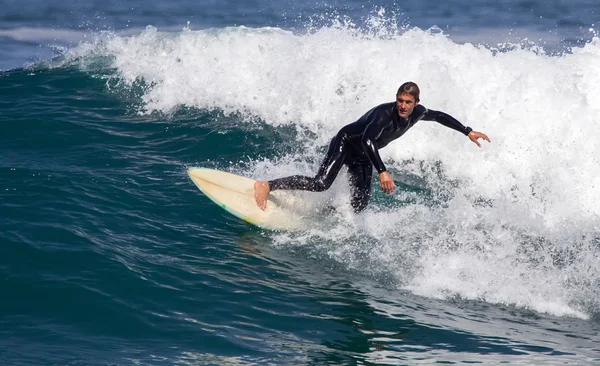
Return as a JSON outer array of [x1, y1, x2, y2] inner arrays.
[[188, 167, 307, 231]]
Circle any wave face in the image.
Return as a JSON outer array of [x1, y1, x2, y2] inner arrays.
[[59, 23, 600, 318], [2, 9, 600, 366]]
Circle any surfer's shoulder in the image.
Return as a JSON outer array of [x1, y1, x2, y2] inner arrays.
[[414, 104, 427, 115]]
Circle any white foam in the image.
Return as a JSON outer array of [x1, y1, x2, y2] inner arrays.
[[66, 20, 600, 318]]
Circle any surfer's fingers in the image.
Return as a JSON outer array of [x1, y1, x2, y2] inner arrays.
[[475, 132, 491, 144], [381, 181, 393, 194]]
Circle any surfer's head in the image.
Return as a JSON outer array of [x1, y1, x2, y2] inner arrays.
[[396, 82, 420, 118], [397, 81, 420, 102]]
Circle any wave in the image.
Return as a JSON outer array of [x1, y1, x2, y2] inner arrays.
[[27, 18, 600, 319]]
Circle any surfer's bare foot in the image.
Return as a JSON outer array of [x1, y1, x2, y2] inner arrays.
[[254, 181, 270, 211]]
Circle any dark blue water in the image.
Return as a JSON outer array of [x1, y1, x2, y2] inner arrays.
[[2, 1, 600, 365]]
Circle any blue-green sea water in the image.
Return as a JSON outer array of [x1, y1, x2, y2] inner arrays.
[[2, 1, 600, 365]]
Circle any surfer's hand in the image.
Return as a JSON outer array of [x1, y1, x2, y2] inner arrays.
[[468, 130, 491, 147], [379, 171, 395, 195]]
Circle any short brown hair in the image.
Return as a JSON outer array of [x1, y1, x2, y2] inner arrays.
[[397, 82, 420, 102]]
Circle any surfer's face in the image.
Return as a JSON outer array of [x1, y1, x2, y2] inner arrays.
[[396, 93, 418, 118]]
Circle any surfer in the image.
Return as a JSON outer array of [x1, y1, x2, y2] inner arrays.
[[254, 82, 490, 212]]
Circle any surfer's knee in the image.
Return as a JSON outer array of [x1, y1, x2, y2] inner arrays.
[[312, 177, 333, 192]]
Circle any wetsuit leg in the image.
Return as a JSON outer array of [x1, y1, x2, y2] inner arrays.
[[347, 163, 373, 212], [269, 133, 348, 192]]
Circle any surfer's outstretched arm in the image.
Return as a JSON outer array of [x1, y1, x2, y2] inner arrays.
[[422, 109, 491, 147]]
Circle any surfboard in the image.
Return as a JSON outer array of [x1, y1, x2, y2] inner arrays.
[[187, 167, 307, 231]]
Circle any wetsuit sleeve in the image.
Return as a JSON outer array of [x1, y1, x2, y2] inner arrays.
[[422, 109, 472, 136], [361, 114, 388, 174]]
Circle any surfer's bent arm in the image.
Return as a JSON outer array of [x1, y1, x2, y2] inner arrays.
[[361, 120, 387, 173], [423, 109, 472, 136]]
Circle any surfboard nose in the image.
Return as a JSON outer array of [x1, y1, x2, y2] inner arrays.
[[188, 167, 207, 180]]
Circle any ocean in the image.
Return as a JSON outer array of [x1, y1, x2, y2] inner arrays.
[[1, 0, 600, 364]]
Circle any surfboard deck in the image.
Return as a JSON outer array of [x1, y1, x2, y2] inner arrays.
[[187, 167, 307, 231]]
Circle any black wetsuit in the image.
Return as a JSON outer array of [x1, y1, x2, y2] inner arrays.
[[269, 102, 472, 212]]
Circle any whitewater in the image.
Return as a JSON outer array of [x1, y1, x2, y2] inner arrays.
[[50, 19, 600, 321]]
